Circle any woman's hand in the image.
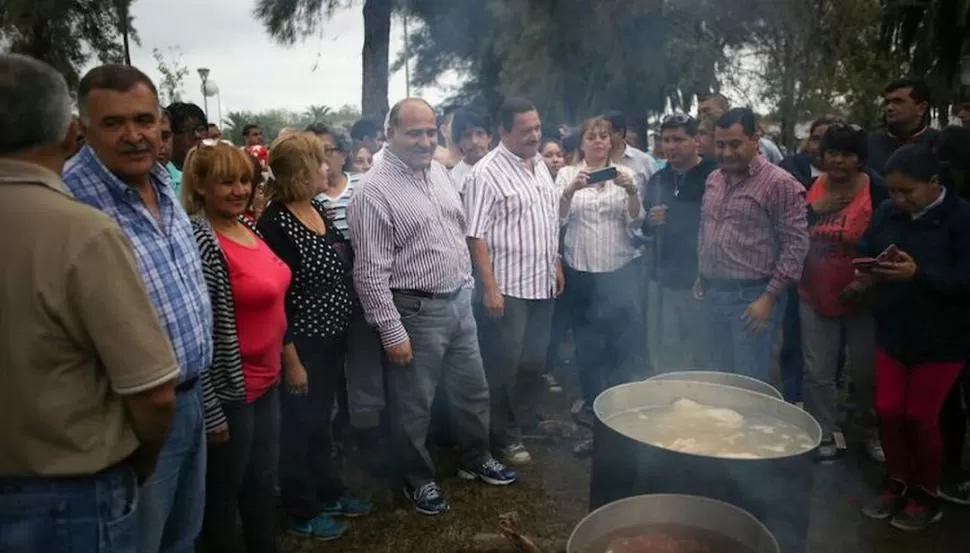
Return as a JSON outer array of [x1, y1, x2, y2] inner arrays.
[[207, 423, 230, 445], [838, 276, 873, 304], [872, 250, 917, 283], [566, 170, 590, 195], [614, 172, 637, 195], [285, 363, 309, 395], [811, 192, 854, 216]]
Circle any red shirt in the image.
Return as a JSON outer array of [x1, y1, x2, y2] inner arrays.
[[799, 176, 873, 317], [217, 230, 292, 402]]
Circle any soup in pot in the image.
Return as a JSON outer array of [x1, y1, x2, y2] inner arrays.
[[585, 523, 755, 553], [604, 398, 814, 459]]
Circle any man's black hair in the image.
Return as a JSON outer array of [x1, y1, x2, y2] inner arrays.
[[498, 97, 536, 132], [450, 108, 490, 145], [715, 107, 758, 137], [602, 110, 627, 135], [351, 118, 382, 140], [809, 115, 843, 135], [165, 102, 207, 133], [660, 114, 699, 136], [884, 77, 932, 105], [242, 124, 261, 137]]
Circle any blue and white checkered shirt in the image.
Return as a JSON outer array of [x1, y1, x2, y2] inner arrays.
[[64, 146, 213, 385]]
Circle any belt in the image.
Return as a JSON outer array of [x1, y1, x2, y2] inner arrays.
[[702, 276, 771, 290], [391, 287, 463, 300], [176, 376, 199, 393]]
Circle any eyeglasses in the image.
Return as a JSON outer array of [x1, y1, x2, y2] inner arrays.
[[324, 146, 345, 155], [200, 139, 235, 147]]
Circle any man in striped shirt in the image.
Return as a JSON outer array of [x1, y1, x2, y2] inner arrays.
[[464, 97, 564, 466], [696, 108, 808, 383], [348, 98, 517, 517]]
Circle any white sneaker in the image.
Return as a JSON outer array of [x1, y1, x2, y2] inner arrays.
[[500, 443, 533, 465]]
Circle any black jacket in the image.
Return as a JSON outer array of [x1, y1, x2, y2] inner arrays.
[[858, 188, 970, 365], [780, 153, 816, 189], [642, 157, 719, 289], [867, 127, 940, 177]]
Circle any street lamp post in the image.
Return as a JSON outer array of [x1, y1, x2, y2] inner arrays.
[[197, 67, 211, 120]]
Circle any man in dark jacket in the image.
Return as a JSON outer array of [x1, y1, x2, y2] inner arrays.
[[781, 116, 842, 188], [868, 78, 939, 177], [642, 114, 718, 369]]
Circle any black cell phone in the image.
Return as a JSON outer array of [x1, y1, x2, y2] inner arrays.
[[587, 166, 618, 185]]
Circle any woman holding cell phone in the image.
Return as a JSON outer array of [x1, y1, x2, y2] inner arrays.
[[855, 144, 970, 532], [556, 116, 644, 423]]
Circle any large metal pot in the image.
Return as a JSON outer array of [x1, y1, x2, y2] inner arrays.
[[647, 370, 783, 400], [568, 494, 779, 553], [591, 380, 821, 553]]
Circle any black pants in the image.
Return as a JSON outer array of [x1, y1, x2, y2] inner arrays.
[[279, 336, 346, 521], [566, 261, 644, 405], [201, 386, 279, 553], [941, 368, 968, 482]]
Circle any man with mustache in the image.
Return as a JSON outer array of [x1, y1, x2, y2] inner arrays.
[[64, 64, 214, 553], [348, 98, 517, 516], [463, 97, 564, 467], [695, 107, 808, 383]]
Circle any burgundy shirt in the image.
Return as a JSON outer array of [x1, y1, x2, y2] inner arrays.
[[698, 155, 809, 297]]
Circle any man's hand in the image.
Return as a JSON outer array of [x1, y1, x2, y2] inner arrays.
[[648, 205, 668, 226], [386, 339, 414, 366], [484, 287, 505, 319], [692, 276, 705, 300], [838, 276, 873, 305], [555, 261, 565, 297], [207, 423, 230, 445], [872, 250, 917, 283], [742, 293, 775, 333], [285, 363, 309, 395], [811, 192, 854, 216]]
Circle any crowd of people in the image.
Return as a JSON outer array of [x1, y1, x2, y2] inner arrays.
[[2, 50, 970, 553]]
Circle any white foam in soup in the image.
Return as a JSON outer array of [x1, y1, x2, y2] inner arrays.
[[605, 398, 814, 459]]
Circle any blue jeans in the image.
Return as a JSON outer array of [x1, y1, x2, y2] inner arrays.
[[135, 386, 205, 553], [0, 464, 138, 553], [703, 282, 786, 384]]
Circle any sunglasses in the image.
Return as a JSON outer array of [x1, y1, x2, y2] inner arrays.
[[662, 113, 695, 125], [200, 138, 235, 147]]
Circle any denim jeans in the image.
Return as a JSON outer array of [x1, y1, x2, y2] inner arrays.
[[135, 386, 205, 553], [201, 386, 280, 553], [388, 289, 491, 490], [646, 281, 711, 371], [345, 305, 385, 430], [0, 464, 138, 553], [279, 336, 346, 522], [703, 282, 786, 384], [778, 287, 804, 402]]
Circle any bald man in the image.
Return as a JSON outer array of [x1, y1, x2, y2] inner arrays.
[[348, 98, 518, 517]]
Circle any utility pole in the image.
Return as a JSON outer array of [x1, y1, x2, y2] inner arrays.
[[198, 67, 210, 121]]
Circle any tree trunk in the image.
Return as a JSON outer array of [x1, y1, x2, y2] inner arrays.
[[778, 33, 798, 152], [361, 0, 393, 124]]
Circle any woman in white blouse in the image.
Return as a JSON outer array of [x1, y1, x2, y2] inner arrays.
[[556, 116, 645, 420]]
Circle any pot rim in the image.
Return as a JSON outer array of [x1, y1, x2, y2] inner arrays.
[[566, 493, 780, 553], [645, 370, 783, 400]]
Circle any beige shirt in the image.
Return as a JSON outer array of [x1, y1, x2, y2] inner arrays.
[[0, 159, 178, 476]]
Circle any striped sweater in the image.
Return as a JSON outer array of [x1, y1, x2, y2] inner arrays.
[[191, 214, 272, 432]]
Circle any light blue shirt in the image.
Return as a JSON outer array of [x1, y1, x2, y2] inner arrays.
[[64, 147, 213, 384]]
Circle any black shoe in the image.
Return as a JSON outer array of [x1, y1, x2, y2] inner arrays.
[[861, 479, 907, 520], [890, 496, 943, 532]]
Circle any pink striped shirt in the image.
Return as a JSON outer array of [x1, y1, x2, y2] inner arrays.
[[463, 143, 560, 300], [698, 155, 809, 297], [347, 150, 473, 347]]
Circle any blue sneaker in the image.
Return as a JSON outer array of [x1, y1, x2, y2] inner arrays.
[[405, 481, 450, 516], [458, 456, 518, 486], [287, 514, 347, 541], [321, 496, 372, 518]]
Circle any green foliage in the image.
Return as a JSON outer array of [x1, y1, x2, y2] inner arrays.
[[153, 47, 190, 106], [222, 104, 362, 145], [0, 0, 136, 87]]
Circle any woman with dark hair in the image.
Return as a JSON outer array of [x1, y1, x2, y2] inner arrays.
[[856, 144, 970, 531], [798, 124, 887, 463], [540, 137, 565, 181], [345, 142, 373, 174]]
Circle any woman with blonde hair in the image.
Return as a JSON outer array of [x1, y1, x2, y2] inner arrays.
[[256, 132, 370, 540], [556, 116, 645, 424], [182, 140, 295, 553]]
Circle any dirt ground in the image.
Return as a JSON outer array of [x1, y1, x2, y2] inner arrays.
[[280, 391, 590, 553]]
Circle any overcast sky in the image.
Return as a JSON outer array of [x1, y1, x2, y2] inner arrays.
[[97, 0, 449, 121]]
